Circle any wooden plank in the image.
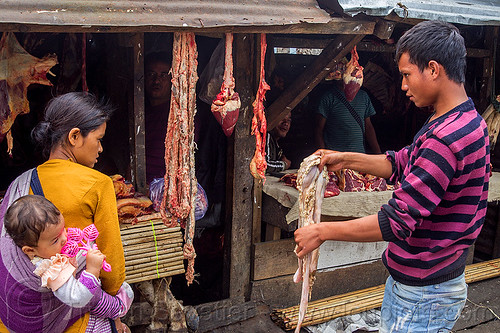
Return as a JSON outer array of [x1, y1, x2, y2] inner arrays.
[[266, 34, 365, 130], [253, 238, 296, 280], [261, 193, 297, 231], [225, 33, 255, 300], [0, 19, 375, 34], [129, 32, 147, 194], [251, 260, 389, 309], [264, 224, 281, 241], [252, 179, 263, 244]]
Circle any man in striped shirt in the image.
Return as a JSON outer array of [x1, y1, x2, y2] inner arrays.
[[294, 20, 489, 332]]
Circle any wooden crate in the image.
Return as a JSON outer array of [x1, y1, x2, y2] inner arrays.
[[120, 213, 185, 284]]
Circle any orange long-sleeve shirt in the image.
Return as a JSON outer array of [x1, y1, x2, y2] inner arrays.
[[35, 159, 125, 332]]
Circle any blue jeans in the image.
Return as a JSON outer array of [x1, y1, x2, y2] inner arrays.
[[379, 273, 467, 333]]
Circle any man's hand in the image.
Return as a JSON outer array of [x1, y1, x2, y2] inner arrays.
[[85, 249, 105, 278], [294, 224, 324, 259], [313, 149, 344, 172], [282, 156, 292, 170]]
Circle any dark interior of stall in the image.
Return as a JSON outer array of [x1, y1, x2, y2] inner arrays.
[[0, 24, 499, 307]]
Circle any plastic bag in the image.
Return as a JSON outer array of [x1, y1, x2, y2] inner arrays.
[[149, 178, 208, 221], [198, 38, 225, 105]]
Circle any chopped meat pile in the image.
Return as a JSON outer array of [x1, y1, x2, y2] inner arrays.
[[111, 174, 135, 198], [279, 169, 394, 196], [111, 174, 153, 223], [116, 193, 154, 223], [336, 169, 388, 192]]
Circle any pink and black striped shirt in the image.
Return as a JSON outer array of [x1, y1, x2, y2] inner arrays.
[[379, 98, 490, 286]]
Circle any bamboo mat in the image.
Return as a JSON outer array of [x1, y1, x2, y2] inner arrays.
[[120, 213, 185, 284], [271, 258, 500, 330]]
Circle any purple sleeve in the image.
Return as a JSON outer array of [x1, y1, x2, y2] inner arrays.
[[79, 271, 124, 319]]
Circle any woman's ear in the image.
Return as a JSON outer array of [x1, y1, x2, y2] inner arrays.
[[67, 128, 81, 146], [22, 245, 37, 259]]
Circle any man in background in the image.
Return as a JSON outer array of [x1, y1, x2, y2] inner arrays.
[[266, 112, 292, 174], [144, 52, 172, 184], [315, 59, 381, 154]]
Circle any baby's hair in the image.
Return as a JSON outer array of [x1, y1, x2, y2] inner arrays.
[[4, 195, 61, 248]]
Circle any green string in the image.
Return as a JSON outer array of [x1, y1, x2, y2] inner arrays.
[[150, 220, 160, 278]]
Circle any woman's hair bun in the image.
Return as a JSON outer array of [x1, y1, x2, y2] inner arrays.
[[31, 121, 51, 149]]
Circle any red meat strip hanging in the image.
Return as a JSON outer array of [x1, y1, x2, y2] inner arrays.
[[343, 46, 363, 102], [160, 32, 198, 285], [211, 33, 241, 136], [250, 34, 270, 182], [0, 32, 57, 155]]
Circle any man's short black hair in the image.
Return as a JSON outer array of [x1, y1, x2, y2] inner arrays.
[[395, 20, 466, 84], [145, 51, 172, 67]]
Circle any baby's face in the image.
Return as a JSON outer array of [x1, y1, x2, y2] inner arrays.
[[34, 215, 67, 259]]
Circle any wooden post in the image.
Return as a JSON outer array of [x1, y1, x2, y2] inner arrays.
[[479, 26, 498, 112], [129, 32, 147, 194], [223, 33, 255, 300]]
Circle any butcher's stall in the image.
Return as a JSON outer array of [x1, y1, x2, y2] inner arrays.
[[251, 171, 500, 308]]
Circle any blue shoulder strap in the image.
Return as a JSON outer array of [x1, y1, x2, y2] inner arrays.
[[30, 168, 45, 197]]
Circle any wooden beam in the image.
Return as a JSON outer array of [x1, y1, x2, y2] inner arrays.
[[129, 32, 147, 193], [266, 34, 365, 130], [270, 36, 491, 58], [0, 18, 375, 35], [372, 19, 395, 40], [225, 33, 255, 300]]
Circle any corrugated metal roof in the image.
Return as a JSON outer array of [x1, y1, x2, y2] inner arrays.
[[337, 0, 500, 26], [0, 0, 332, 28]]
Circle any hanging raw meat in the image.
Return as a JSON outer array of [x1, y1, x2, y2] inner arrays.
[[160, 32, 198, 285], [293, 154, 328, 333], [342, 46, 363, 102], [211, 33, 241, 137], [0, 32, 57, 155], [249, 34, 270, 182]]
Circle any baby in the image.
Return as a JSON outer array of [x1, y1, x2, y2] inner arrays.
[[4, 195, 133, 333]]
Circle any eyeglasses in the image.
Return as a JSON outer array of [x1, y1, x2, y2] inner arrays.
[[145, 71, 170, 81]]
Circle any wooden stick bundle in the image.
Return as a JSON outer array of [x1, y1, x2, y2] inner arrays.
[[126, 267, 185, 284], [121, 216, 185, 284], [126, 257, 184, 274], [124, 245, 183, 261], [126, 252, 184, 269], [272, 258, 500, 330], [120, 221, 179, 236]]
